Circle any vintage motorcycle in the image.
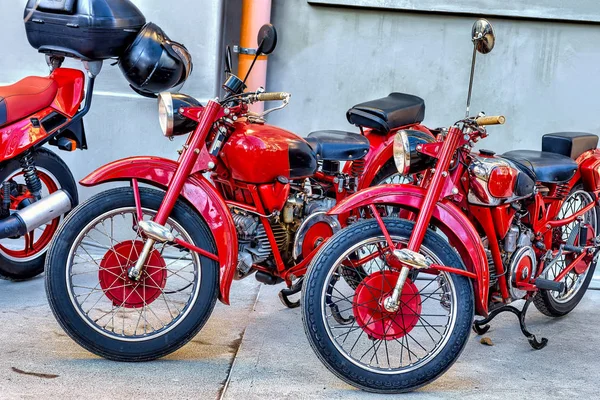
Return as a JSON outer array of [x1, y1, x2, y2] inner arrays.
[[44, 24, 437, 360], [0, 56, 97, 279], [302, 19, 600, 393]]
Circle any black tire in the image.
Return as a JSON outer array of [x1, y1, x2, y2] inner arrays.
[[302, 218, 474, 393], [534, 184, 599, 317], [0, 147, 77, 280], [342, 159, 407, 288], [45, 187, 218, 361]]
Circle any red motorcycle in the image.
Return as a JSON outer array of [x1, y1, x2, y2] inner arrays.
[[302, 19, 600, 393], [44, 24, 436, 360], [0, 56, 99, 279]]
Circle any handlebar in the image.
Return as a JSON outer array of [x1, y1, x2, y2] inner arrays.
[[256, 92, 290, 102], [475, 115, 506, 126]]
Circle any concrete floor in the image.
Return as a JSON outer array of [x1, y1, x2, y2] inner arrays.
[[0, 276, 599, 400]]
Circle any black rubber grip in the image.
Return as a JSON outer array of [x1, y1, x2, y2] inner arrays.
[[563, 244, 584, 254], [534, 278, 565, 293]]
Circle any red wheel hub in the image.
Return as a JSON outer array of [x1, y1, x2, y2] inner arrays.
[[353, 270, 421, 340], [99, 240, 167, 309]]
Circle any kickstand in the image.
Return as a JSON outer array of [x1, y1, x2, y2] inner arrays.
[[279, 278, 303, 309], [472, 297, 548, 350]]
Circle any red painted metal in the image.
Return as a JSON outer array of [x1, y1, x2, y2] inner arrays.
[[427, 264, 478, 279], [99, 240, 167, 308], [174, 238, 219, 261], [554, 251, 588, 283], [221, 121, 312, 183], [407, 126, 462, 252], [547, 200, 596, 228], [80, 155, 239, 305], [349, 124, 435, 190], [154, 101, 222, 225], [353, 271, 420, 340], [0, 68, 84, 160], [257, 181, 290, 213], [328, 184, 490, 316], [579, 149, 600, 192], [370, 204, 396, 250], [131, 179, 143, 223], [301, 221, 335, 259], [491, 204, 516, 239], [488, 165, 518, 198], [469, 205, 510, 301]]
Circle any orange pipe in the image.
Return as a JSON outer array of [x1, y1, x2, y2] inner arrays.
[[238, 0, 272, 112]]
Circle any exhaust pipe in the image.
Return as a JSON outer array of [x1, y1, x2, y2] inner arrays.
[[0, 190, 73, 239]]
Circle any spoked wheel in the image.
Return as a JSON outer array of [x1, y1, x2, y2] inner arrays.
[[342, 160, 414, 289], [45, 187, 218, 361], [534, 184, 599, 317], [0, 148, 77, 280], [302, 218, 473, 393]]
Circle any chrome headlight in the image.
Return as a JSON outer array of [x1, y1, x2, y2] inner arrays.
[[393, 129, 437, 175], [158, 92, 174, 137], [157, 92, 201, 138], [393, 130, 411, 175]]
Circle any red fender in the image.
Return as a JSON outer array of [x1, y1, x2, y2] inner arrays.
[[328, 184, 490, 316], [347, 125, 435, 189], [80, 156, 238, 305]]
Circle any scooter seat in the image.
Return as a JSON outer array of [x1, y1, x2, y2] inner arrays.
[[347, 92, 425, 134], [502, 150, 578, 183], [306, 130, 370, 161], [0, 76, 58, 128]]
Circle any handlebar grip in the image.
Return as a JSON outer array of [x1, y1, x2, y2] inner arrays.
[[256, 92, 289, 101], [475, 115, 506, 126]]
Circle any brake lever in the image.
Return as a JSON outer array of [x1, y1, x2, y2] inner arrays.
[[260, 95, 290, 118]]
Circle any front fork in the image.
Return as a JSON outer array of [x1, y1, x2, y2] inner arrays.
[[128, 101, 222, 281], [381, 126, 463, 311]]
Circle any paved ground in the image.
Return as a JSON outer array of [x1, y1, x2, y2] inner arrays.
[[0, 276, 599, 400]]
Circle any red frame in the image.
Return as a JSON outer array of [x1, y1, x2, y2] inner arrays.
[[80, 97, 435, 304], [328, 123, 600, 317]]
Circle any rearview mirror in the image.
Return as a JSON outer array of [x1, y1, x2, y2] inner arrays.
[[256, 24, 278, 55], [472, 19, 495, 54]]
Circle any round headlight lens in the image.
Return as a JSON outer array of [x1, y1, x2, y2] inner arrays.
[[158, 92, 174, 137], [393, 130, 411, 175]]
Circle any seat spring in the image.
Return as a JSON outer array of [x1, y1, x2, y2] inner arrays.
[[350, 159, 366, 177]]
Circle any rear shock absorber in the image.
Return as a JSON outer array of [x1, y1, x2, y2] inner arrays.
[[20, 151, 42, 200]]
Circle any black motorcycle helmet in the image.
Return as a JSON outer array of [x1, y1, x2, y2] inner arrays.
[[119, 22, 193, 97]]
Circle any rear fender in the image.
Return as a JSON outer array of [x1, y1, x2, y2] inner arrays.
[[577, 149, 600, 192], [80, 156, 238, 305], [328, 184, 489, 316]]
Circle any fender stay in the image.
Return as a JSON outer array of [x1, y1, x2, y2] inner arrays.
[[80, 156, 238, 305], [329, 184, 490, 316]]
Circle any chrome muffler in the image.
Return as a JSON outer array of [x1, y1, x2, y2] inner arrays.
[[0, 190, 73, 239]]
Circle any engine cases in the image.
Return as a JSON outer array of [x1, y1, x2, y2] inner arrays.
[[24, 0, 146, 60]]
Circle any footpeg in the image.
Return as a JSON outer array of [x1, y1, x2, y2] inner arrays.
[[534, 278, 565, 293]]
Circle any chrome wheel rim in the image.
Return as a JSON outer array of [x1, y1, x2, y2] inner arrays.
[[548, 190, 597, 303], [320, 236, 457, 374], [66, 206, 201, 341]]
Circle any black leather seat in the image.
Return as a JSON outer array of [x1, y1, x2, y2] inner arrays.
[[306, 130, 370, 161], [346, 93, 425, 134], [502, 150, 578, 183], [542, 132, 598, 159]]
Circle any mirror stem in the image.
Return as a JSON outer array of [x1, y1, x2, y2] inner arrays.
[[242, 39, 264, 85], [465, 46, 477, 118]]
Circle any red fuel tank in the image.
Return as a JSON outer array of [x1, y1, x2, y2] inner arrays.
[[220, 121, 317, 183]]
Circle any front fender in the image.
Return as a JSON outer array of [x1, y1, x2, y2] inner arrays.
[[80, 156, 238, 305], [329, 184, 489, 316]]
